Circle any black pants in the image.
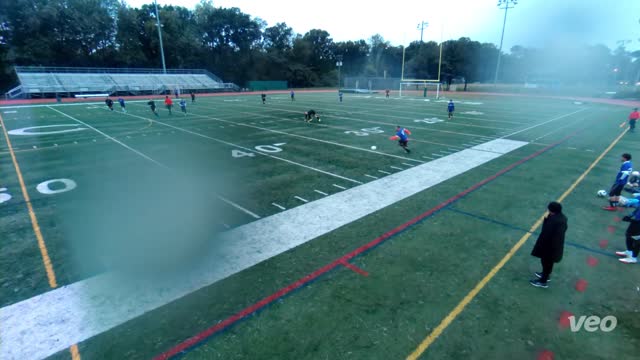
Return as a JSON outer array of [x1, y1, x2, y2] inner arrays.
[[630, 120, 636, 131], [540, 258, 554, 282], [625, 234, 640, 257]]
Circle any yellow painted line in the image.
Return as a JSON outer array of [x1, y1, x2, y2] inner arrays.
[[0, 114, 58, 288], [407, 128, 629, 360], [1, 114, 82, 359], [70, 344, 81, 360]]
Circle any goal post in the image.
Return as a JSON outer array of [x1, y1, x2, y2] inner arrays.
[[399, 81, 441, 99], [399, 31, 444, 99]]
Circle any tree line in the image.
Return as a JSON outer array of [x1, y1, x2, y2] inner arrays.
[[0, 0, 638, 92]]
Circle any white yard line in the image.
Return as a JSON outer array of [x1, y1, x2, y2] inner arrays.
[[378, 170, 391, 175], [294, 196, 309, 203], [390, 166, 403, 170], [271, 203, 286, 210], [501, 108, 587, 139], [1, 139, 530, 360], [401, 163, 414, 167], [314, 190, 328, 196], [48, 107, 260, 219], [332, 184, 347, 190], [364, 174, 379, 179], [120, 111, 363, 185]]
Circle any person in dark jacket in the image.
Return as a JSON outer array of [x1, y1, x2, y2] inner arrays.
[[616, 205, 640, 264], [530, 201, 568, 288]]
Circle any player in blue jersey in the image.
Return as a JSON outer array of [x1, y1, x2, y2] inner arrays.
[[290, 90, 295, 101], [604, 153, 633, 211], [117, 98, 126, 113], [390, 126, 412, 153], [339, 91, 343, 103], [179, 99, 187, 115], [447, 99, 455, 119]]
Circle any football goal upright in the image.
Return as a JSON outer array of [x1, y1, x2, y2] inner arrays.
[[399, 41, 443, 99]]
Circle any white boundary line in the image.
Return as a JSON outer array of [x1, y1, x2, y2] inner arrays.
[[314, 190, 328, 196], [390, 166, 403, 170], [378, 170, 391, 175], [294, 196, 309, 203], [364, 174, 379, 179], [332, 184, 347, 190]]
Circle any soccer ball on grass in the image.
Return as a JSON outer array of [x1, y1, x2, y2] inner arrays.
[[597, 190, 608, 197]]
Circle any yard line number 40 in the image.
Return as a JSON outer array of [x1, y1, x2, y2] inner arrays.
[[231, 143, 286, 158]]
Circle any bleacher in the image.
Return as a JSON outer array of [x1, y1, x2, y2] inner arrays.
[[7, 67, 237, 99]]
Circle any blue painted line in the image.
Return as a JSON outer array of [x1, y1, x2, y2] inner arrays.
[[447, 207, 617, 258]]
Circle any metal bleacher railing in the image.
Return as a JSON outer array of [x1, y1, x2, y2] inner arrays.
[[7, 66, 238, 99]]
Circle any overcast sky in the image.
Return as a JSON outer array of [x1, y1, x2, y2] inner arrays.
[[128, 0, 640, 51]]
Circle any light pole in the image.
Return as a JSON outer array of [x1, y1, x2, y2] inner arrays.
[[154, 0, 167, 74], [493, 0, 517, 84], [336, 55, 343, 89], [417, 21, 429, 42]]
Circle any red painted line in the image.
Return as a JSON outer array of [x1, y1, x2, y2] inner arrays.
[[340, 261, 369, 277], [152, 133, 578, 360]]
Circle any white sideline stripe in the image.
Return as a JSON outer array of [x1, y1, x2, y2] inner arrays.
[[271, 203, 286, 210], [0, 99, 153, 110], [120, 111, 363, 185], [378, 170, 391, 175], [333, 184, 347, 190], [0, 138, 528, 360], [49, 107, 261, 220], [314, 190, 328, 196], [365, 174, 379, 179], [401, 163, 414, 167], [422, 156, 434, 160], [294, 196, 309, 203], [390, 166, 403, 170]]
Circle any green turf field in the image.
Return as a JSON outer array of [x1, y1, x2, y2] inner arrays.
[[1, 91, 639, 360]]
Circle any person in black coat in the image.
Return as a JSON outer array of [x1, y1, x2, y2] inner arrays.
[[530, 201, 568, 288]]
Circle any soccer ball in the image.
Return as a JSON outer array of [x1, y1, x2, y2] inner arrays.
[[597, 190, 608, 197], [371, 146, 377, 150]]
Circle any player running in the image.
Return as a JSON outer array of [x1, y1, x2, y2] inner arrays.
[[304, 109, 320, 123], [117, 98, 126, 113], [164, 96, 173, 115], [179, 99, 187, 115], [147, 99, 159, 117], [603, 153, 633, 211], [290, 90, 295, 101], [105, 97, 114, 111], [390, 126, 412, 153], [629, 108, 639, 133], [190, 91, 196, 103], [447, 99, 455, 119], [385, 89, 390, 98], [261, 93, 266, 104]]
